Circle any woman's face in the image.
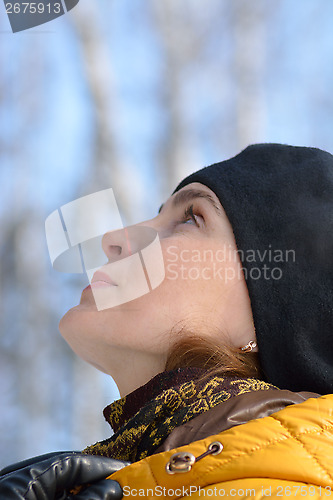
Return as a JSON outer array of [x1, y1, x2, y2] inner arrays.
[[59, 182, 255, 395]]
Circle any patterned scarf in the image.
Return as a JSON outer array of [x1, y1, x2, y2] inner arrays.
[[83, 368, 277, 462]]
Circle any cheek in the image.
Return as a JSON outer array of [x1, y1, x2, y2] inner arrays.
[[161, 257, 221, 321], [161, 243, 240, 324], [163, 244, 223, 293], [164, 239, 243, 288]]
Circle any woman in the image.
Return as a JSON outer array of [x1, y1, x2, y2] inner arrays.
[[1, 143, 333, 499]]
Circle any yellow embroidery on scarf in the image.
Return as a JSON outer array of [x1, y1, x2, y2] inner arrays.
[[83, 376, 277, 462]]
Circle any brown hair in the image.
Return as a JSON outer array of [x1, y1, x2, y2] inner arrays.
[[165, 334, 263, 381]]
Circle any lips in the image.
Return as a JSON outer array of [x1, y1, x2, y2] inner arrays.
[[91, 271, 117, 286]]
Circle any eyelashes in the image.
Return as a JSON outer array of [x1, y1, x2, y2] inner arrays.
[[180, 204, 202, 227]]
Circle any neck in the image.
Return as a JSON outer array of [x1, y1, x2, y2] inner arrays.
[[88, 345, 167, 397]]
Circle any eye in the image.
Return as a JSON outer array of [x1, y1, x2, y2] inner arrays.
[[180, 205, 202, 227]]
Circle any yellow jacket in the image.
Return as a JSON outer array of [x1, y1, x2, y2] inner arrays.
[[110, 394, 333, 499]]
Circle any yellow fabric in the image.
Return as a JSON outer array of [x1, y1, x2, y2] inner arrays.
[[110, 394, 333, 499]]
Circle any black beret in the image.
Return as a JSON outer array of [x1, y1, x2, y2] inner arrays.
[[175, 143, 333, 394]]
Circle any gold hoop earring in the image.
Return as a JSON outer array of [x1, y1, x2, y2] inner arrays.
[[241, 340, 257, 352]]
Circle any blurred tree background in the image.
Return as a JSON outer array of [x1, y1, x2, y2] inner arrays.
[[1, 0, 333, 467]]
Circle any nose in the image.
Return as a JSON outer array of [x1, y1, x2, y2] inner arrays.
[[101, 227, 133, 261], [101, 221, 158, 262]]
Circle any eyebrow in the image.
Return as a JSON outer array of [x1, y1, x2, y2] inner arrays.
[[158, 188, 222, 216]]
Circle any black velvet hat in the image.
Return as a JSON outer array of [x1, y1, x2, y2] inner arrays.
[[174, 143, 333, 394]]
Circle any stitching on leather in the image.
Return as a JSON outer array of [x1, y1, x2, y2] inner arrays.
[[181, 420, 333, 488], [270, 415, 333, 483], [22, 456, 71, 497]]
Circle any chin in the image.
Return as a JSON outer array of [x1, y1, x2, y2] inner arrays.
[[58, 306, 92, 360], [58, 303, 88, 339]]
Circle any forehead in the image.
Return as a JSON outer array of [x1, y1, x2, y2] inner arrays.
[[159, 182, 222, 215]]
